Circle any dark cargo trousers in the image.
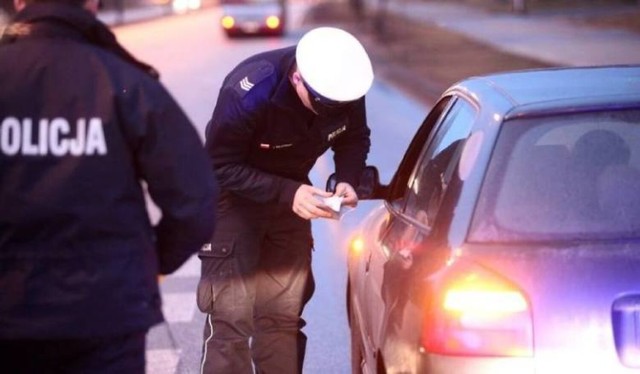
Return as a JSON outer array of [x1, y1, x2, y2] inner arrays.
[[197, 195, 315, 374]]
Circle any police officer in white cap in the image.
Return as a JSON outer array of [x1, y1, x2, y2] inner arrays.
[[198, 27, 374, 373]]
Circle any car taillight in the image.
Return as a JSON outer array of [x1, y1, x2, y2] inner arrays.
[[221, 16, 235, 29], [422, 258, 533, 357], [265, 15, 280, 29]]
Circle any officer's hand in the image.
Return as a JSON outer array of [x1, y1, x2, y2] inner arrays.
[[293, 184, 333, 220], [335, 182, 358, 207]]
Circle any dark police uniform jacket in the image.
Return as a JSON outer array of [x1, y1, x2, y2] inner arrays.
[[0, 3, 218, 339], [205, 46, 371, 206]]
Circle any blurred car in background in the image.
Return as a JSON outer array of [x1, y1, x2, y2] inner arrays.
[[219, 0, 285, 37], [333, 65, 640, 373]]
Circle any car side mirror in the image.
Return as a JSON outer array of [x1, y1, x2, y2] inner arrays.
[[325, 165, 385, 200]]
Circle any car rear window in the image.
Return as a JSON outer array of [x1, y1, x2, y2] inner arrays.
[[470, 109, 640, 242]]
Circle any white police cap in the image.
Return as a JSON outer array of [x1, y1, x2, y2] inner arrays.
[[296, 27, 374, 102]]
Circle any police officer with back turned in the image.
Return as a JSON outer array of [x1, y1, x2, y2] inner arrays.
[[198, 27, 374, 373], [0, 0, 219, 372]]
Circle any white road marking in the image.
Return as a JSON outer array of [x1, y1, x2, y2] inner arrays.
[[146, 348, 180, 374]]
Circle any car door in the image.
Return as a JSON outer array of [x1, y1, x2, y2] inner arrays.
[[350, 97, 451, 371], [364, 97, 476, 371]]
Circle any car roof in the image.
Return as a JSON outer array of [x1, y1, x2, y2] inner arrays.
[[450, 65, 640, 119]]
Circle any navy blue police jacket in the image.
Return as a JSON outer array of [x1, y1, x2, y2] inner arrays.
[[205, 46, 371, 205], [0, 3, 218, 339]]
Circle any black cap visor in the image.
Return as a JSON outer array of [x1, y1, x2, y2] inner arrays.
[[303, 80, 354, 116]]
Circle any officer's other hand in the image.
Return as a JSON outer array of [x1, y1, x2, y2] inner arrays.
[[335, 182, 358, 207], [293, 185, 333, 220]]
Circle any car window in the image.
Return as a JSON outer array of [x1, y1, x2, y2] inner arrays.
[[470, 109, 640, 242], [377, 96, 458, 260], [403, 99, 475, 228], [386, 97, 453, 201]]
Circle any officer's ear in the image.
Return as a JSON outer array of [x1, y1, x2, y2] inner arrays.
[[290, 70, 303, 85], [13, 0, 27, 12]]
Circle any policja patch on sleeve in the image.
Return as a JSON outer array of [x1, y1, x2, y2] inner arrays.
[[230, 61, 275, 98]]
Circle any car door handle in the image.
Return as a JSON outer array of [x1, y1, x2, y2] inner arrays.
[[365, 251, 372, 273]]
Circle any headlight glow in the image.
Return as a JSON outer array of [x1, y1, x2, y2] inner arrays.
[[221, 16, 235, 29], [265, 15, 280, 29]]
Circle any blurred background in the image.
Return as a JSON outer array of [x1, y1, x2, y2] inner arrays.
[[303, 0, 640, 103], [2, 0, 639, 28], [2, 0, 638, 100]]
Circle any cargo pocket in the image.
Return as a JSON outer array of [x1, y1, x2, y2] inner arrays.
[[196, 239, 235, 314]]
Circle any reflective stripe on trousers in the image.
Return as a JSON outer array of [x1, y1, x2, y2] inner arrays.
[[198, 197, 315, 374]]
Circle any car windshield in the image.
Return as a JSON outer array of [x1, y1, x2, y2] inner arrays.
[[470, 109, 640, 243]]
